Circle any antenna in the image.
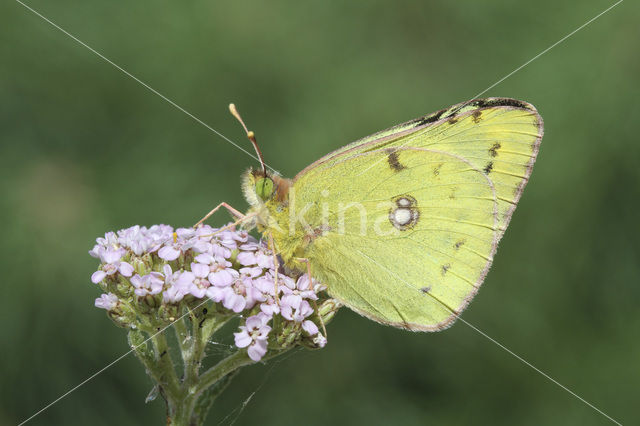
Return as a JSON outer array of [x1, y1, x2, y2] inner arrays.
[[229, 103, 267, 176]]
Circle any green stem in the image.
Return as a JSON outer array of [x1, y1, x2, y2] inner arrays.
[[173, 316, 190, 379], [173, 348, 290, 426], [193, 314, 232, 369], [196, 350, 252, 396], [193, 370, 239, 423], [173, 316, 190, 355], [166, 314, 234, 425], [129, 329, 180, 401], [149, 330, 181, 399], [139, 312, 292, 425]]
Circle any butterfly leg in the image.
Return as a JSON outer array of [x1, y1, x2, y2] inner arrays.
[[209, 212, 256, 235], [294, 257, 328, 340], [193, 202, 245, 228], [194, 212, 258, 241], [267, 232, 281, 306]]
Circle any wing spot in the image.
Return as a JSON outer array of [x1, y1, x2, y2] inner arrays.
[[396, 197, 412, 207], [489, 142, 501, 157], [416, 109, 445, 126], [441, 264, 451, 276], [454, 240, 466, 250], [471, 98, 531, 110], [472, 110, 482, 123], [483, 162, 493, 174], [386, 148, 405, 171], [447, 117, 458, 125], [433, 163, 443, 176], [393, 208, 413, 226], [421, 286, 431, 294], [449, 187, 458, 199], [389, 195, 420, 231]]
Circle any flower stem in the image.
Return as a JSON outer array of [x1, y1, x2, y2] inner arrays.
[[196, 350, 251, 396], [193, 370, 239, 423], [128, 329, 180, 401], [164, 314, 236, 426], [173, 316, 190, 356], [149, 330, 181, 399]]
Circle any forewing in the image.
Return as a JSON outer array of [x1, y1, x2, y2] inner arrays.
[[294, 148, 499, 330], [296, 98, 542, 234]]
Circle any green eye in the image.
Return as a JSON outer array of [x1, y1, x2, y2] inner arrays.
[[255, 177, 275, 201]]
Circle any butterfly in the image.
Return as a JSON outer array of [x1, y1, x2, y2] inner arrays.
[[212, 98, 542, 331]]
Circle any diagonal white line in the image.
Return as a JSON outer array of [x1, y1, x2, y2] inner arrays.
[[17, 298, 211, 426], [471, 0, 624, 100], [459, 318, 622, 425], [351, 248, 622, 425], [353, 0, 623, 180], [13, 0, 276, 172]]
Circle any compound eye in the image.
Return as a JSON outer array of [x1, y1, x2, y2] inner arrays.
[[255, 177, 275, 201]]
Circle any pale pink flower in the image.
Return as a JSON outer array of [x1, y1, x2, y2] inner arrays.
[[195, 253, 238, 286], [222, 283, 248, 312], [131, 272, 164, 297], [280, 275, 318, 306], [302, 320, 319, 336], [313, 333, 327, 348], [162, 266, 190, 304], [95, 293, 119, 310], [252, 275, 280, 316], [281, 297, 314, 323], [158, 244, 181, 261], [234, 313, 271, 361], [91, 247, 134, 283], [176, 263, 211, 298], [281, 296, 319, 337]]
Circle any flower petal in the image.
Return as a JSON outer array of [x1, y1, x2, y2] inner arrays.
[[118, 262, 134, 277], [158, 246, 180, 261], [234, 331, 252, 348], [237, 251, 257, 266], [247, 340, 268, 361], [191, 262, 209, 278], [302, 320, 319, 336], [91, 270, 107, 284]]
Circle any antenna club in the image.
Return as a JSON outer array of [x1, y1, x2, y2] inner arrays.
[[229, 103, 268, 176], [229, 103, 250, 134]]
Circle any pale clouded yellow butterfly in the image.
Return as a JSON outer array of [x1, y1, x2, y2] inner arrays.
[[213, 98, 542, 331]]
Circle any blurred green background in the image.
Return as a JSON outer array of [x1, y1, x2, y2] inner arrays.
[[1, 1, 638, 425]]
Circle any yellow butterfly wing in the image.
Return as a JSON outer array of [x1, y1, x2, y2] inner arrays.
[[296, 98, 543, 235], [291, 148, 497, 330], [278, 99, 542, 330]]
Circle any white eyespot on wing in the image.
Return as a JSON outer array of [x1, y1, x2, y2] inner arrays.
[[389, 207, 419, 231], [388, 195, 420, 231], [393, 208, 412, 226], [396, 197, 412, 207]]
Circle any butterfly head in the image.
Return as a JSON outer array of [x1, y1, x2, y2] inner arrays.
[[254, 173, 275, 201], [242, 168, 291, 208]]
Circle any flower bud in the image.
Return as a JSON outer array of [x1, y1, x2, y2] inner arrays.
[[318, 299, 341, 324], [275, 320, 300, 348], [132, 257, 149, 276], [108, 310, 136, 328]]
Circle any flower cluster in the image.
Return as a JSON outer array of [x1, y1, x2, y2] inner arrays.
[[90, 223, 335, 361]]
